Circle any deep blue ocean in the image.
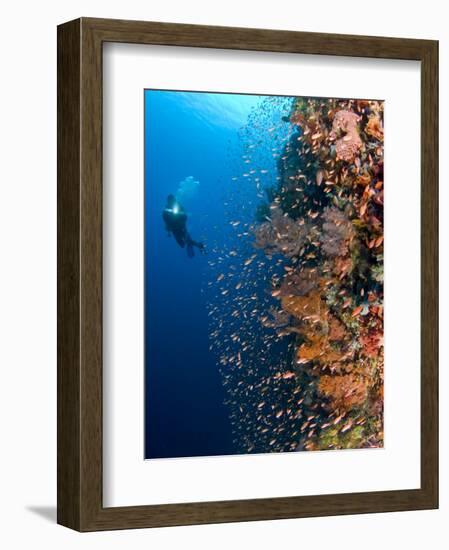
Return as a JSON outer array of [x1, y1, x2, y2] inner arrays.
[[144, 90, 293, 459]]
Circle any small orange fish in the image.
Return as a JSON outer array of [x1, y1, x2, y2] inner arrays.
[[352, 305, 363, 317]]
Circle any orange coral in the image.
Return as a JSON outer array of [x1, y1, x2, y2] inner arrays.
[[281, 290, 323, 321], [296, 316, 348, 364], [318, 374, 368, 411], [297, 333, 326, 362], [355, 173, 371, 187], [365, 115, 384, 141], [297, 335, 343, 364], [328, 315, 346, 342]]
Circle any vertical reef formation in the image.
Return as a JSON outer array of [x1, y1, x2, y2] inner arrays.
[[252, 97, 384, 450]]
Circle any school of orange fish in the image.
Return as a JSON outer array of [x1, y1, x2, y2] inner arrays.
[[206, 95, 384, 454]]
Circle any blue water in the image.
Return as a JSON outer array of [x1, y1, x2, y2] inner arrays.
[[144, 90, 293, 459]]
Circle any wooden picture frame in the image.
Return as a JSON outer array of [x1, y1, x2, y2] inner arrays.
[[57, 17, 438, 531]]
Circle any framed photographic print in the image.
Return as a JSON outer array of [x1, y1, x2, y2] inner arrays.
[[57, 17, 438, 531]]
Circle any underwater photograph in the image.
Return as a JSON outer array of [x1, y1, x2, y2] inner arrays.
[[144, 89, 384, 460]]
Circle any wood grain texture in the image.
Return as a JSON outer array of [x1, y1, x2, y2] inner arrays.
[[57, 17, 439, 532], [420, 40, 439, 504], [57, 18, 81, 531]]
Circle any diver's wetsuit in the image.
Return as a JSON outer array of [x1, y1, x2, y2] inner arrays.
[[163, 202, 204, 257]]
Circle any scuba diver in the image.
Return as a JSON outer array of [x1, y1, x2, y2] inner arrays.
[[163, 194, 205, 258]]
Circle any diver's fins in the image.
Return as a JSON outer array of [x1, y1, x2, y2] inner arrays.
[[186, 243, 195, 258]]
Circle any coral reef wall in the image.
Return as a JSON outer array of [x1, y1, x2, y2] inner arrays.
[[252, 97, 384, 451]]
